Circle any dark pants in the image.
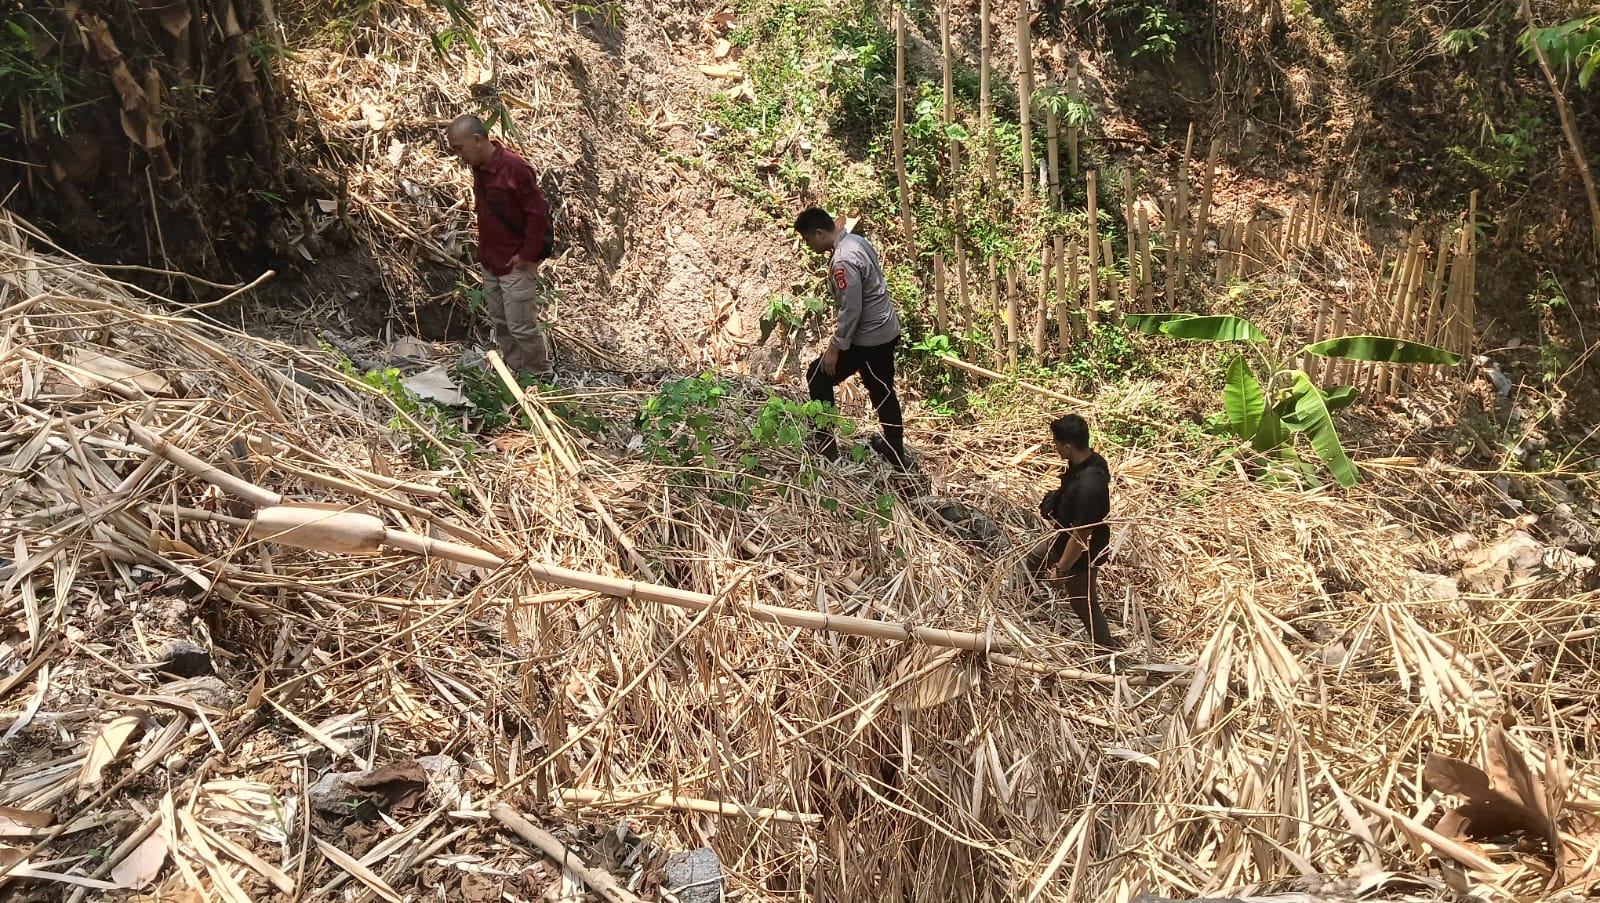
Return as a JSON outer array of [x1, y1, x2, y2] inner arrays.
[[1025, 534, 1118, 649], [806, 337, 903, 460]]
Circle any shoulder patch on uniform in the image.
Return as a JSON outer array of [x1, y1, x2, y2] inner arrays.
[[832, 268, 848, 292]]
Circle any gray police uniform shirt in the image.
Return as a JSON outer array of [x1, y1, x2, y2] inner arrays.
[[828, 233, 901, 350]]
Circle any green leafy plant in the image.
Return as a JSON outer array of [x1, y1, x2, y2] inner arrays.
[[1035, 88, 1098, 129], [1521, 15, 1600, 88], [1439, 27, 1488, 56], [758, 292, 827, 344], [1126, 313, 1462, 487], [636, 375, 731, 465]]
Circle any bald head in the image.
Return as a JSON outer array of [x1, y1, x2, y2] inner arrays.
[[446, 115, 495, 167]]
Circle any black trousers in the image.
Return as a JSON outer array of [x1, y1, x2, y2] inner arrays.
[[1025, 534, 1118, 649], [806, 337, 903, 457]]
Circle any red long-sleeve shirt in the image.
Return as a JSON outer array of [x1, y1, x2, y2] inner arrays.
[[472, 145, 550, 276]]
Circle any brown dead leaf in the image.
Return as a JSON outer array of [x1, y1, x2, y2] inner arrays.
[[350, 761, 429, 811], [713, 38, 732, 58], [459, 871, 501, 903], [1425, 752, 1547, 839], [79, 714, 143, 793], [111, 827, 168, 890], [0, 806, 53, 829]]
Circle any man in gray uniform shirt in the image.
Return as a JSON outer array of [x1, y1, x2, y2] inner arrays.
[[793, 207, 907, 468]]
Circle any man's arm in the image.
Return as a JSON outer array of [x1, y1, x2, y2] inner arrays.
[[831, 262, 863, 350], [510, 166, 549, 268]]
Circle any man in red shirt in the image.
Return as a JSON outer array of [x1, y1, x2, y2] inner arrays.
[[446, 115, 555, 382]]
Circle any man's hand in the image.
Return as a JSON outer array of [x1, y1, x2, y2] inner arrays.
[[509, 255, 539, 275], [821, 344, 842, 376]]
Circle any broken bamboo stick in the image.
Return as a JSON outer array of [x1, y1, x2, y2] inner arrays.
[[559, 789, 823, 826], [491, 804, 646, 903]]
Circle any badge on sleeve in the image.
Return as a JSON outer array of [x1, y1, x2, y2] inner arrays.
[[832, 268, 848, 292]]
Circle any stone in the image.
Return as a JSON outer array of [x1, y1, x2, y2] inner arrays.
[[663, 847, 722, 903]]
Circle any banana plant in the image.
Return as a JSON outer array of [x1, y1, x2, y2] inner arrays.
[[1125, 313, 1462, 487]]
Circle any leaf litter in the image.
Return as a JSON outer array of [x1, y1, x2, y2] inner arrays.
[[0, 201, 1599, 903]]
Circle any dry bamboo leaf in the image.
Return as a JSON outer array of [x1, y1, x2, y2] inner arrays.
[[78, 714, 143, 793], [315, 838, 404, 903], [0, 663, 49, 746], [0, 805, 52, 829]]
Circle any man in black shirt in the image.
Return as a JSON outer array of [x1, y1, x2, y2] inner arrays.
[[1026, 414, 1119, 649]]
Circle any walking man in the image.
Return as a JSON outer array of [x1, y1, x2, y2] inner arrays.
[[792, 208, 907, 468], [446, 114, 555, 382], [1026, 414, 1119, 649]]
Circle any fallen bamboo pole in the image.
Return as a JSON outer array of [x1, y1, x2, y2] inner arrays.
[[559, 788, 823, 826], [940, 355, 1092, 407], [490, 804, 646, 903]]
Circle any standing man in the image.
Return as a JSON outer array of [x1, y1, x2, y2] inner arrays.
[[1026, 414, 1119, 649], [792, 207, 907, 469], [446, 114, 555, 383]]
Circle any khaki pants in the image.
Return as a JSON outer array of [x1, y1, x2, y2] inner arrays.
[[482, 266, 552, 377], [1025, 534, 1118, 649]]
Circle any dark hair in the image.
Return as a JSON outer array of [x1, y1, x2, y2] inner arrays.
[[793, 207, 835, 235], [447, 114, 489, 138], [1050, 414, 1090, 450]]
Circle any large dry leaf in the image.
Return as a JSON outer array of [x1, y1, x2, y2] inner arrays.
[[1425, 752, 1548, 839], [111, 827, 168, 890], [79, 714, 144, 792]]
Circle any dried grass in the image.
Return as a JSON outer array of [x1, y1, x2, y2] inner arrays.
[[2, 203, 1599, 902]]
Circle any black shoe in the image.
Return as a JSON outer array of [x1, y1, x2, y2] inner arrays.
[[869, 434, 909, 470]]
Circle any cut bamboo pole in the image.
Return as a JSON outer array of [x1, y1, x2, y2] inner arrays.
[[1241, 219, 1260, 279], [1417, 231, 1451, 386], [934, 253, 949, 335], [491, 804, 646, 903], [1100, 237, 1119, 317], [892, 8, 915, 247], [1054, 235, 1070, 355], [980, 0, 994, 183], [1391, 231, 1429, 393], [1086, 170, 1099, 319], [1381, 233, 1424, 396], [1191, 138, 1218, 268], [1305, 295, 1331, 384], [1066, 59, 1080, 176], [1161, 196, 1176, 297], [1172, 123, 1195, 292], [1121, 168, 1137, 303], [1463, 190, 1478, 355], [1137, 202, 1153, 309], [1044, 70, 1061, 210], [988, 256, 1003, 359], [1332, 306, 1352, 385], [559, 789, 822, 826], [1282, 202, 1299, 255], [1034, 241, 1051, 358], [941, 0, 958, 171], [954, 197, 973, 329], [1005, 262, 1020, 368], [1017, 0, 1033, 199]]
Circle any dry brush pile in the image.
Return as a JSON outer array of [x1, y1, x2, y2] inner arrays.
[[1, 204, 1599, 902]]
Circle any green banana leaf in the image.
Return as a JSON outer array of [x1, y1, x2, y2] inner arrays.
[[1160, 315, 1268, 343], [1223, 354, 1265, 440], [1321, 385, 1360, 412], [1123, 313, 1195, 335], [1276, 371, 1359, 487], [1251, 406, 1289, 453], [1304, 335, 1462, 365]]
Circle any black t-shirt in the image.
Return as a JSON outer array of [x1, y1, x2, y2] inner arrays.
[[1047, 451, 1111, 571]]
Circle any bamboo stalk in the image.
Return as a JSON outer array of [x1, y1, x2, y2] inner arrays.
[[491, 804, 646, 903], [1005, 262, 1020, 368], [1191, 139, 1218, 268], [954, 197, 973, 330], [1305, 296, 1331, 384], [1377, 240, 1420, 396], [1044, 71, 1061, 210], [1066, 59, 1080, 176], [893, 8, 914, 246], [1034, 241, 1051, 358], [941, 0, 958, 171], [1308, 190, 1324, 249], [934, 253, 949, 335], [1137, 202, 1153, 309], [1161, 196, 1176, 296], [1417, 231, 1451, 386], [1282, 202, 1299, 255], [1017, 0, 1033, 199], [1121, 168, 1137, 303], [1332, 306, 1352, 385], [1463, 190, 1478, 355], [1086, 170, 1099, 319], [1241, 219, 1259, 279], [560, 789, 822, 826], [980, 0, 994, 183], [1391, 231, 1429, 394], [1054, 235, 1070, 355], [1215, 217, 1234, 284], [1172, 123, 1195, 292], [1100, 237, 1119, 318], [988, 257, 1003, 360]]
